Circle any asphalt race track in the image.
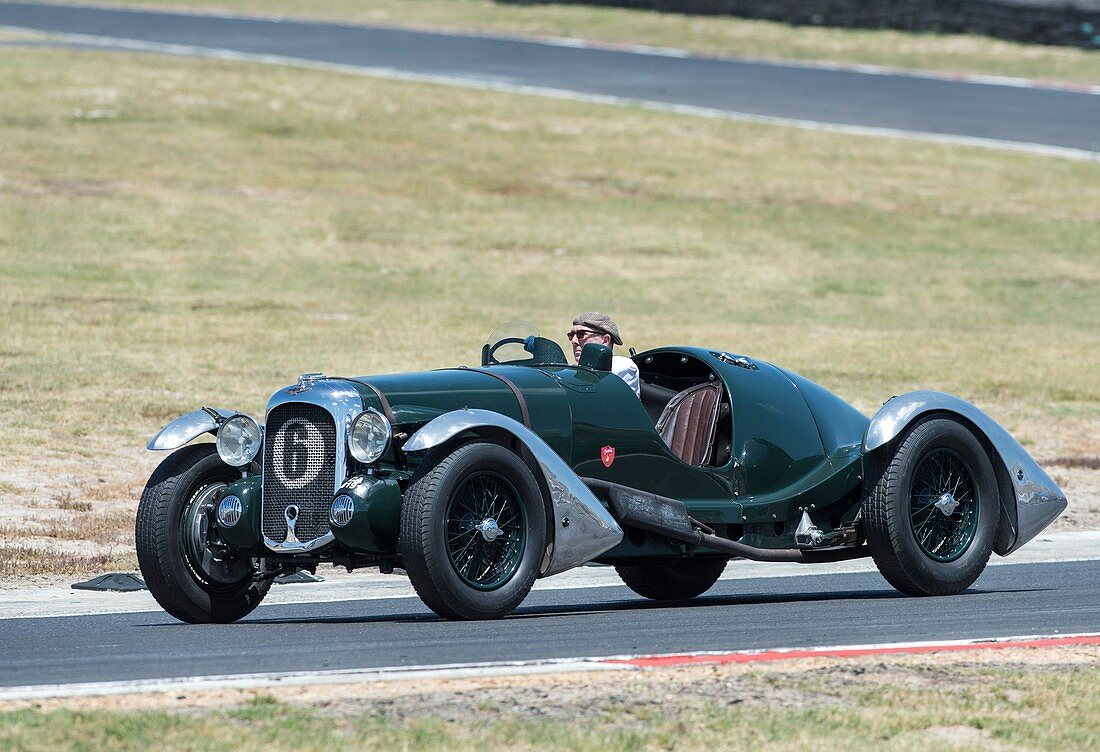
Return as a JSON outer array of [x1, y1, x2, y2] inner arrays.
[[0, 2, 1098, 157], [1, 560, 1097, 689]]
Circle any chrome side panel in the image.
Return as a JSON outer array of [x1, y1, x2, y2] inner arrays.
[[147, 408, 238, 451], [262, 380, 364, 553], [864, 391, 1067, 555], [404, 409, 624, 577]]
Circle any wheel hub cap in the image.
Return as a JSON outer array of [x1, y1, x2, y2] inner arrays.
[[476, 518, 502, 542], [934, 492, 960, 517]]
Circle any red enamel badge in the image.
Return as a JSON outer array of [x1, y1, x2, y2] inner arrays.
[[601, 445, 615, 468]]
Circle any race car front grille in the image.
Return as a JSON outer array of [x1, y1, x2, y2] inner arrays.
[[262, 402, 337, 545]]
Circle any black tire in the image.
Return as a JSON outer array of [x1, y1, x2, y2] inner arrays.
[[863, 417, 999, 596], [400, 442, 546, 620], [136, 444, 270, 623], [615, 558, 728, 601]]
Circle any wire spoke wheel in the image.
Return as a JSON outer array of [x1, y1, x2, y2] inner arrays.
[[400, 441, 546, 620], [445, 471, 526, 590], [908, 448, 979, 562], [862, 416, 999, 596]]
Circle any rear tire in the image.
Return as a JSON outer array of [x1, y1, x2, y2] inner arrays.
[[615, 558, 727, 601], [400, 442, 546, 620], [863, 417, 999, 596], [136, 444, 269, 623]]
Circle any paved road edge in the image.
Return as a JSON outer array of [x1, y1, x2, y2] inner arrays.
[[2, 632, 1098, 701], [1, 24, 1097, 162]]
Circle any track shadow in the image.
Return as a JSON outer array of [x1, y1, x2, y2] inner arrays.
[[143, 584, 1048, 627]]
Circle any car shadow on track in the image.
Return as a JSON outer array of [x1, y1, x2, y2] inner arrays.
[[506, 585, 1034, 620], [223, 585, 1041, 626]]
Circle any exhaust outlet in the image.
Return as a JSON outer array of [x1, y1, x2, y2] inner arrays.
[[585, 478, 870, 565]]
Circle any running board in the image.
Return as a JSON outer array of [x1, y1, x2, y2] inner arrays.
[[583, 478, 870, 564]]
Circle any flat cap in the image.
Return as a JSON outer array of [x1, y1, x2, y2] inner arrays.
[[573, 311, 623, 346]]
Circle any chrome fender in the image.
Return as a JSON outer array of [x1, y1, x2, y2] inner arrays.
[[147, 408, 239, 451], [863, 391, 1066, 556], [403, 409, 624, 577]]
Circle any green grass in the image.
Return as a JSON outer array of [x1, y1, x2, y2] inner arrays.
[[44, 0, 1100, 85], [2, 661, 1099, 750], [1, 46, 1098, 475]]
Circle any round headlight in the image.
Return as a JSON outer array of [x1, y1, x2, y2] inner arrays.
[[217, 495, 243, 527], [349, 408, 391, 464], [330, 494, 355, 527], [216, 415, 262, 467]]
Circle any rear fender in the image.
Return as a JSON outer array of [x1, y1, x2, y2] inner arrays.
[[147, 408, 240, 451], [863, 391, 1066, 556], [403, 409, 623, 577]]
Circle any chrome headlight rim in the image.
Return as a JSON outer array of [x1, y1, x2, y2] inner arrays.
[[215, 414, 263, 468], [348, 407, 392, 464]]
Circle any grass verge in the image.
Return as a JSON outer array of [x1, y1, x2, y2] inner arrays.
[[42, 0, 1100, 85], [0, 46, 1097, 575], [1, 648, 1098, 750]]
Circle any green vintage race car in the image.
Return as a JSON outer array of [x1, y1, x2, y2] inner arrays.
[[137, 322, 1066, 623]]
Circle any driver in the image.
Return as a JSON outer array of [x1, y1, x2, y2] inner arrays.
[[568, 312, 640, 397]]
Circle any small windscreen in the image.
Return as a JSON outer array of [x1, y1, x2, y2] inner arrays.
[[483, 321, 567, 366]]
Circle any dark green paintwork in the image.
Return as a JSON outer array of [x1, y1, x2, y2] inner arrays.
[[216, 475, 264, 554], [329, 475, 403, 554], [233, 345, 872, 560]]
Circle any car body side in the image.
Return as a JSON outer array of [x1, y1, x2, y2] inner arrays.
[[155, 346, 882, 568]]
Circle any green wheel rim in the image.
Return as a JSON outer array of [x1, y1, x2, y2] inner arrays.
[[444, 471, 527, 591], [908, 448, 979, 562]]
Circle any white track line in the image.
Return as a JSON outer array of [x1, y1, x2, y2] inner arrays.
[[2, 632, 1097, 701], [0, 659, 621, 701], [2, 26, 1097, 163]]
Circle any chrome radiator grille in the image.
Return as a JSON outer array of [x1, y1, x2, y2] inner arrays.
[[262, 402, 337, 545]]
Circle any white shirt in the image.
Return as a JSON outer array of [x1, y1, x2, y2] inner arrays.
[[612, 355, 640, 397]]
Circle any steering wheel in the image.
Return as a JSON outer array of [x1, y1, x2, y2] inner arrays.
[[486, 337, 532, 365]]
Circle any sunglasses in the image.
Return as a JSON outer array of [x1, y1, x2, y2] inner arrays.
[[566, 329, 606, 341]]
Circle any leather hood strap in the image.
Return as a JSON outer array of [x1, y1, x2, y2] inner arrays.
[[440, 367, 532, 429]]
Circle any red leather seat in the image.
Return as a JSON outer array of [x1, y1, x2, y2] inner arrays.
[[655, 382, 723, 466]]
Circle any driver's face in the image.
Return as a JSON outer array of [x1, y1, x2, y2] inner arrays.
[[568, 328, 612, 362]]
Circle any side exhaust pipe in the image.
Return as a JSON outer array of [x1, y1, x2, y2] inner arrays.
[[583, 479, 870, 565]]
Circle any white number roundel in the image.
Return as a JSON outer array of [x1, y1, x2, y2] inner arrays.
[[270, 418, 325, 490]]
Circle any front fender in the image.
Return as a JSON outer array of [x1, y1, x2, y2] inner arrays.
[[147, 408, 239, 451], [864, 391, 1066, 556], [404, 409, 623, 577]]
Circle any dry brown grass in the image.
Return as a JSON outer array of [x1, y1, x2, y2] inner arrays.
[[1044, 456, 1100, 470], [36, 511, 133, 544], [0, 546, 119, 577], [57, 497, 93, 512]]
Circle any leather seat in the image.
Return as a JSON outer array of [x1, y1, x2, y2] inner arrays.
[[655, 381, 723, 466]]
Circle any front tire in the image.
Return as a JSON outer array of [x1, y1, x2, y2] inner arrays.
[[136, 444, 269, 623], [400, 442, 546, 620], [615, 558, 727, 601], [863, 417, 999, 596]]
